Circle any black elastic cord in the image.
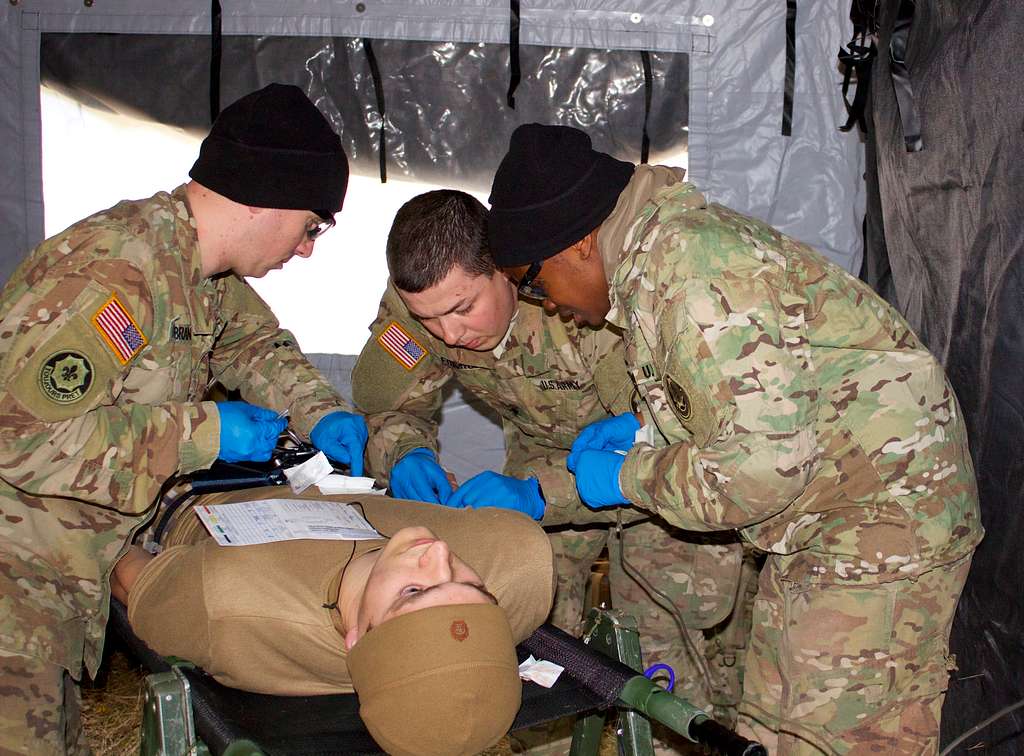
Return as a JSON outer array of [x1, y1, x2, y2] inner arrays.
[[362, 38, 388, 182], [209, 0, 222, 123], [507, 0, 521, 109], [640, 50, 652, 164], [782, 0, 797, 136], [889, 0, 923, 152]]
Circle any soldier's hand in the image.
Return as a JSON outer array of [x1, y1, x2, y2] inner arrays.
[[573, 449, 630, 508], [389, 448, 454, 504], [567, 413, 641, 472], [311, 411, 369, 476], [445, 471, 545, 520], [215, 401, 287, 463]]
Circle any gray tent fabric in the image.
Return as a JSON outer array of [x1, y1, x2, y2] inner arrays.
[[866, 0, 1024, 750], [1, 0, 864, 285]]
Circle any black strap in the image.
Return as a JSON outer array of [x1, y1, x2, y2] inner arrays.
[[782, 0, 797, 136], [640, 50, 652, 164], [507, 0, 521, 109], [837, 1, 879, 134], [889, 0, 923, 152], [209, 0, 222, 123], [362, 38, 388, 182], [837, 32, 876, 133]]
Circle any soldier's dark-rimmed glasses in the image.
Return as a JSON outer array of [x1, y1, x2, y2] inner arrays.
[[516, 260, 547, 301], [306, 215, 336, 242]]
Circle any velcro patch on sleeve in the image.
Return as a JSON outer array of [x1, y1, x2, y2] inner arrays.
[[377, 321, 426, 371], [91, 293, 147, 364]]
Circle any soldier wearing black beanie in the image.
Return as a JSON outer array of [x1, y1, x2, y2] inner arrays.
[[487, 124, 634, 267], [0, 82, 367, 756]]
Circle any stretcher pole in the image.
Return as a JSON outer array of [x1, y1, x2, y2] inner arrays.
[[579, 609, 766, 756]]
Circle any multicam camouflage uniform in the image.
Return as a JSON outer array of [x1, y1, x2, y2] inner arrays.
[[353, 286, 744, 729], [0, 186, 351, 754], [597, 167, 984, 753]]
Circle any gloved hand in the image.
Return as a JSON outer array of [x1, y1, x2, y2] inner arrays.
[[310, 411, 368, 476], [446, 471, 545, 520], [573, 450, 630, 509], [215, 401, 287, 463], [389, 448, 454, 504], [567, 413, 641, 472]]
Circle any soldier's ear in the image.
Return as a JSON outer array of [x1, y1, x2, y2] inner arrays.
[[573, 230, 600, 260]]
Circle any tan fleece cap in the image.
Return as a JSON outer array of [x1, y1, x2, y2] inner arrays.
[[348, 603, 521, 756]]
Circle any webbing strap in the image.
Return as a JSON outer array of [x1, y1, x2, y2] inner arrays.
[[209, 0, 222, 123], [838, 35, 876, 133], [507, 0, 522, 109], [838, 0, 878, 134], [782, 0, 797, 136], [362, 38, 388, 182], [521, 622, 635, 706], [640, 50, 652, 163], [889, 0, 923, 152]]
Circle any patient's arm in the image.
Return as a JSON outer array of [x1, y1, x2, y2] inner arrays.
[[111, 546, 154, 603]]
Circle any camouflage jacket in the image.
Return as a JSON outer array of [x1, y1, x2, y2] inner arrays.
[[602, 175, 983, 583], [352, 283, 638, 527], [0, 185, 350, 675]]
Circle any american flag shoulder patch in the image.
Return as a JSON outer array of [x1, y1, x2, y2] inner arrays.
[[91, 293, 148, 364], [377, 321, 426, 371]]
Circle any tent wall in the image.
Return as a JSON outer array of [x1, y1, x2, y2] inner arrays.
[[1, 0, 863, 286], [866, 0, 1024, 750]]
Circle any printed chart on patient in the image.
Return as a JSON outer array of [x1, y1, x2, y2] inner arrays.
[[196, 498, 381, 546]]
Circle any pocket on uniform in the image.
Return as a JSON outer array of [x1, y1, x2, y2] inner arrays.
[[781, 575, 955, 740], [782, 581, 896, 732]]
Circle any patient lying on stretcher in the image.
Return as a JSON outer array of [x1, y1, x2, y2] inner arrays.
[[111, 488, 555, 756]]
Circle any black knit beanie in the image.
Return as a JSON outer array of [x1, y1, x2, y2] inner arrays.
[[189, 83, 349, 215], [487, 124, 634, 267]]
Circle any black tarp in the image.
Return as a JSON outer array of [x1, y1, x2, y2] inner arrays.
[[865, 0, 1024, 750]]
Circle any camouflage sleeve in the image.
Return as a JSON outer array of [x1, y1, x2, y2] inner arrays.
[[208, 277, 350, 437], [351, 288, 454, 483], [0, 256, 219, 514], [618, 270, 819, 531], [503, 424, 646, 528]]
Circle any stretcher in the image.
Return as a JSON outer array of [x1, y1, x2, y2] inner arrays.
[[114, 461, 766, 756]]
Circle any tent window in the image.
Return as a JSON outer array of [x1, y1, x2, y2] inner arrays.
[[39, 33, 689, 353]]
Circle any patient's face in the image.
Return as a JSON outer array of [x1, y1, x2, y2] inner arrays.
[[358, 526, 494, 634]]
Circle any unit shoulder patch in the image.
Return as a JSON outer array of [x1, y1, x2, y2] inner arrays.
[[377, 321, 427, 371], [665, 375, 692, 421], [38, 350, 93, 404], [91, 293, 147, 364], [662, 367, 717, 447]]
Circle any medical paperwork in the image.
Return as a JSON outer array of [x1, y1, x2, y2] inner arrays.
[[196, 498, 381, 546]]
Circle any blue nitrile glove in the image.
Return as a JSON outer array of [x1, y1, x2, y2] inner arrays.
[[567, 413, 642, 473], [310, 411, 368, 477], [445, 471, 545, 520], [573, 450, 629, 509], [215, 401, 288, 463], [389, 448, 454, 504]]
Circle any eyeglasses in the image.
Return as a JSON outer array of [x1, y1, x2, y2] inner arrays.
[[306, 215, 336, 242], [516, 260, 547, 301]]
